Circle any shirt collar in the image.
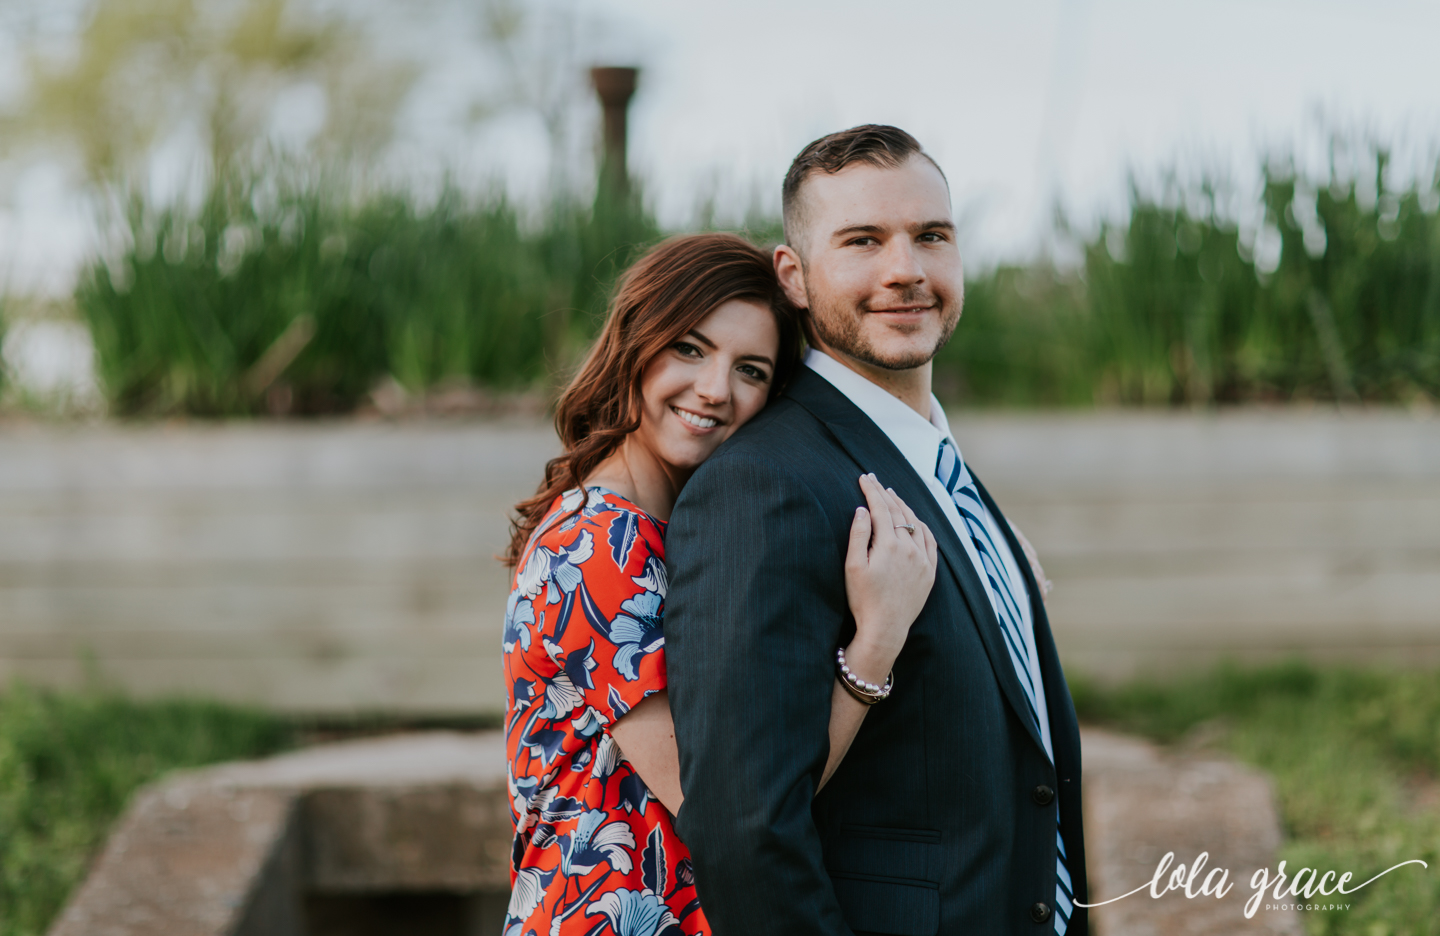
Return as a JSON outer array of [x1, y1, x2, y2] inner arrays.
[[803, 347, 957, 481]]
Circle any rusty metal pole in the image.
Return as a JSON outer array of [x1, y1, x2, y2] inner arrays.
[[590, 67, 638, 196]]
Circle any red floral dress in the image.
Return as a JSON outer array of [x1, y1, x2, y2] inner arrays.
[[503, 487, 707, 936]]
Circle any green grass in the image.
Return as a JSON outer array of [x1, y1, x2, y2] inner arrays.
[[1073, 661, 1440, 936], [0, 683, 295, 936]]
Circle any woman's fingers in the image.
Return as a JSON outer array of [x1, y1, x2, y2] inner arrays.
[[891, 487, 923, 533], [859, 475, 898, 546], [883, 486, 925, 550], [845, 504, 872, 569]]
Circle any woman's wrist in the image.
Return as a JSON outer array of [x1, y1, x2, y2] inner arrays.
[[842, 633, 900, 686]]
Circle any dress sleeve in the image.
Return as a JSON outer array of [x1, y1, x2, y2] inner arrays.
[[543, 507, 669, 726]]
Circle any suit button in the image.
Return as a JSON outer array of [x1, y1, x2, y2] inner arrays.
[[1031, 901, 1052, 923], [1032, 784, 1055, 805]]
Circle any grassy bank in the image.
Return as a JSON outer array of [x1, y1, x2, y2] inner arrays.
[[1074, 662, 1440, 936], [0, 684, 295, 936], [3, 667, 1436, 935]]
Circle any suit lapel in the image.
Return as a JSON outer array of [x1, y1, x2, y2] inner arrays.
[[785, 369, 1047, 757]]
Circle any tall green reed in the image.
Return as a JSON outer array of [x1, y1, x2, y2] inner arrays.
[[72, 143, 1439, 415], [77, 166, 657, 416], [1077, 152, 1440, 406]]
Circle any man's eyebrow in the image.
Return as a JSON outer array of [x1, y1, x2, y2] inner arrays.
[[830, 220, 957, 239], [686, 328, 716, 348], [830, 223, 884, 240]]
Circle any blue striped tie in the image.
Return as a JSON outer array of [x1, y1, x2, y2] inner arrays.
[[936, 438, 1072, 935]]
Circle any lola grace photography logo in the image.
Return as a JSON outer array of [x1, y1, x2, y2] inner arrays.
[[1077, 851, 1429, 918]]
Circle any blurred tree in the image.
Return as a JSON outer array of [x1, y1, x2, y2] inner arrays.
[[0, 0, 418, 183]]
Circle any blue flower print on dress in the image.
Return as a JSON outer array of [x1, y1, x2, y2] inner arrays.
[[521, 721, 568, 768], [543, 638, 599, 696], [556, 487, 612, 534], [558, 809, 636, 877], [630, 555, 667, 599], [534, 668, 584, 721], [504, 590, 537, 653], [591, 732, 622, 780], [508, 865, 558, 922], [616, 771, 651, 816], [571, 705, 609, 741], [503, 489, 703, 935], [607, 685, 631, 721], [608, 511, 641, 569], [586, 888, 680, 936], [518, 529, 595, 606], [594, 590, 665, 682]]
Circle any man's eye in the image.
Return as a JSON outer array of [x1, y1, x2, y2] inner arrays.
[[851, 237, 877, 247], [919, 232, 946, 243]]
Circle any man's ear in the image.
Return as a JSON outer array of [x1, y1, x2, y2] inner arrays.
[[773, 244, 809, 309]]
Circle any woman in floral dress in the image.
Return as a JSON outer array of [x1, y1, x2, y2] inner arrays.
[[501, 234, 939, 936]]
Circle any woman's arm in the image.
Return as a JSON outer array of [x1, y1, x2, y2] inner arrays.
[[608, 690, 684, 815], [612, 474, 937, 811]]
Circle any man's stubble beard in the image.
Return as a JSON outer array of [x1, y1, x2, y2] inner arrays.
[[806, 279, 962, 372]]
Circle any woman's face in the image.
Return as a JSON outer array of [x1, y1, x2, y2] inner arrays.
[[635, 299, 781, 476]]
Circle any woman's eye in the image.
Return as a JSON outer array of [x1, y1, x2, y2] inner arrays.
[[673, 341, 701, 357], [738, 364, 770, 381]]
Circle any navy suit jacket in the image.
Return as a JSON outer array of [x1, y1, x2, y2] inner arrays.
[[665, 367, 1087, 936]]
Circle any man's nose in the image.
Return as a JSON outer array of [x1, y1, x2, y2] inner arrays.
[[693, 359, 731, 404], [881, 238, 926, 289]]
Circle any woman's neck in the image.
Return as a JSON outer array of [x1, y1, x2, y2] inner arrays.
[[583, 437, 690, 522]]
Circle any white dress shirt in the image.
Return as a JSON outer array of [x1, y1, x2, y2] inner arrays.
[[805, 348, 1054, 762]]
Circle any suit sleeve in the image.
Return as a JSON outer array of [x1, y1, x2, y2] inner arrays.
[[665, 451, 854, 936]]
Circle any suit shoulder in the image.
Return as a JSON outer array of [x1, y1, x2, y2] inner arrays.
[[704, 396, 833, 466]]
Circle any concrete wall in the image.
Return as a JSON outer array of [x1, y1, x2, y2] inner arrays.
[[2, 410, 1437, 713]]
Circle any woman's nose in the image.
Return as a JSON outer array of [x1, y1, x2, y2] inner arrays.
[[693, 360, 731, 404]]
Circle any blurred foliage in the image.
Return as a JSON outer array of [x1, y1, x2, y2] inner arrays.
[[0, 0, 415, 180], [0, 683, 294, 936], [77, 162, 657, 415], [941, 148, 1440, 407], [1074, 661, 1440, 936], [78, 141, 1439, 416]]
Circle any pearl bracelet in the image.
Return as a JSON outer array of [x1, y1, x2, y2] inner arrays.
[[836, 646, 893, 705]]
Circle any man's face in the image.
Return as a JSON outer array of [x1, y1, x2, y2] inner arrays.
[[780, 155, 962, 371]]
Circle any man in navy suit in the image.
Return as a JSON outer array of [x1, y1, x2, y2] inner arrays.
[[666, 125, 1088, 936]]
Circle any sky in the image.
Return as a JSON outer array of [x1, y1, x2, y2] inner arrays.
[[597, 0, 1440, 256], [2, 0, 1439, 297]]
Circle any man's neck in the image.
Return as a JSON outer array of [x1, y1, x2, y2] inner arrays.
[[813, 342, 933, 418]]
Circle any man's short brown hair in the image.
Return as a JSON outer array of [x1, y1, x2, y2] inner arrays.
[[781, 124, 947, 253]]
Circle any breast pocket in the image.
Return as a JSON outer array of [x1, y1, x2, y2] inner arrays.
[[825, 825, 941, 936]]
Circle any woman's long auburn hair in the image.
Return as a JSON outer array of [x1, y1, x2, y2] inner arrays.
[[504, 232, 803, 567]]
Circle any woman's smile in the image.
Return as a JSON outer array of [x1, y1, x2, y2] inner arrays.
[[670, 405, 723, 432]]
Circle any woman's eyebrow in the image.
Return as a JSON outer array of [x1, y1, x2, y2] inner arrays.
[[685, 328, 717, 348], [687, 329, 772, 367]]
